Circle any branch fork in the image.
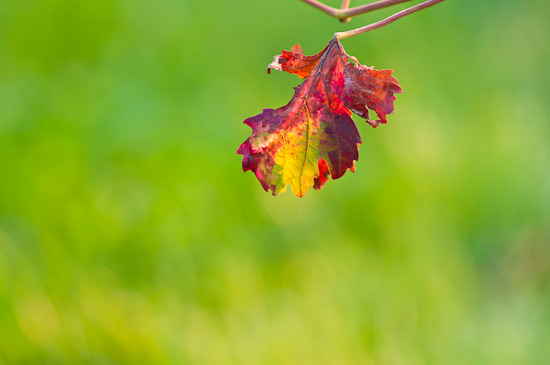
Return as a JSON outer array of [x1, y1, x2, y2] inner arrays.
[[299, 0, 446, 39]]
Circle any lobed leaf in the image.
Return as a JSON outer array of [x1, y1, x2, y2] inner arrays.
[[238, 38, 402, 197]]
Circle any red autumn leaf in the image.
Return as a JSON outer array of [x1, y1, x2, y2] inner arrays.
[[267, 43, 327, 79], [238, 37, 402, 197]]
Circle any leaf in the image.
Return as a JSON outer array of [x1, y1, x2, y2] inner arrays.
[[238, 37, 402, 197], [267, 43, 327, 79]]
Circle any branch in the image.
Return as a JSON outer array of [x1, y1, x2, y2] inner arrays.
[[299, 0, 339, 17], [299, 0, 414, 21], [342, 0, 413, 18], [340, 0, 352, 23], [341, 0, 351, 8], [335, 0, 446, 39]]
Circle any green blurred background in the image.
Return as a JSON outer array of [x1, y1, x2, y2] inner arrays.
[[1, 0, 549, 363]]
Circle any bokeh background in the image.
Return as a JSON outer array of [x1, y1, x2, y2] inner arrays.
[[1, 0, 549, 363]]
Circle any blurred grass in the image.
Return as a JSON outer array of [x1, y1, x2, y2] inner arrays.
[[0, 0, 549, 363]]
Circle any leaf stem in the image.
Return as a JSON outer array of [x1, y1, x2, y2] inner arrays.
[[335, 0, 446, 39]]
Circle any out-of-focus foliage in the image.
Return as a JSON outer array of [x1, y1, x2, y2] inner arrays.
[[0, 0, 549, 363]]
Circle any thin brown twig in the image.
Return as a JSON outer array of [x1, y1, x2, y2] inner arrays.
[[299, 0, 339, 17], [335, 0, 446, 39], [299, 0, 413, 21], [342, 0, 412, 18], [340, 0, 352, 23]]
